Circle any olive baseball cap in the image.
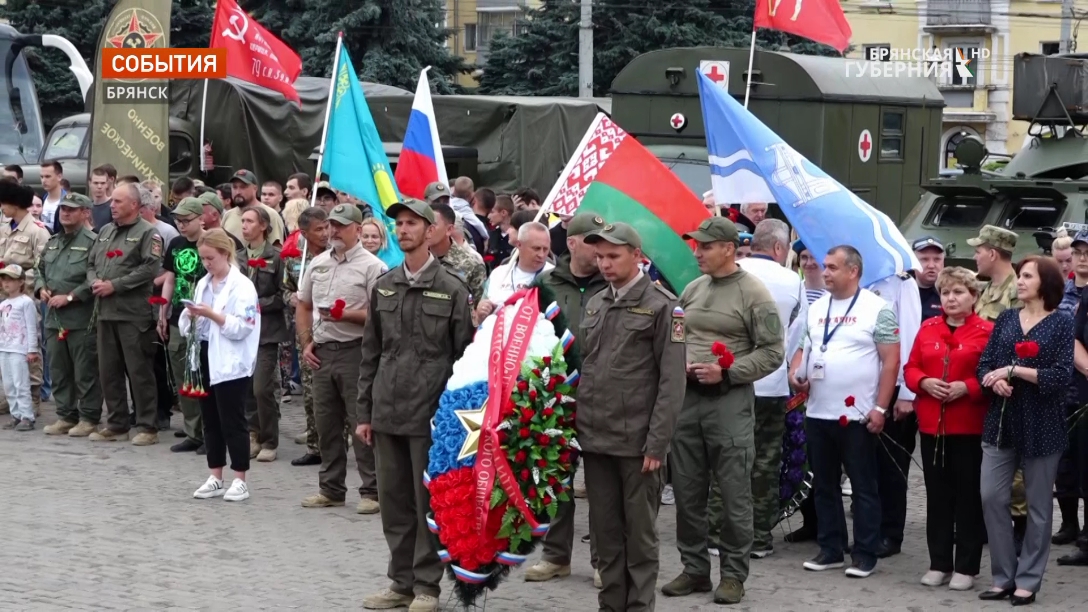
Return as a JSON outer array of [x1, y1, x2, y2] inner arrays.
[[966, 224, 1017, 252], [567, 212, 607, 237], [386, 198, 435, 224], [198, 191, 224, 212], [328, 203, 363, 225], [230, 169, 258, 186], [682, 216, 740, 245], [174, 197, 205, 218], [60, 192, 92, 209], [0, 263, 25, 279], [584, 222, 642, 249], [424, 181, 450, 203]]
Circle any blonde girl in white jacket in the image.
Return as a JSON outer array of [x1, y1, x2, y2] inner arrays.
[[179, 229, 261, 502]]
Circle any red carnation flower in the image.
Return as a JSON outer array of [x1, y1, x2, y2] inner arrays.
[[558, 437, 568, 447], [543, 356, 552, 366], [520, 408, 535, 423], [148, 296, 168, 306], [554, 374, 565, 383], [57, 328, 69, 341], [839, 415, 849, 427], [517, 380, 529, 392], [528, 487, 537, 499], [518, 427, 530, 439], [718, 353, 735, 369], [543, 496, 553, 505], [280, 246, 302, 259], [548, 476, 558, 486], [537, 434, 550, 445], [555, 392, 563, 401], [542, 407, 554, 418], [515, 450, 527, 463], [532, 368, 541, 377], [529, 389, 538, 401], [547, 379, 557, 392], [520, 469, 530, 480], [497, 430, 507, 443], [247, 258, 267, 269], [844, 395, 856, 408], [105, 251, 116, 259], [711, 341, 727, 357], [559, 451, 571, 463], [536, 459, 548, 468], [1015, 341, 1039, 359]]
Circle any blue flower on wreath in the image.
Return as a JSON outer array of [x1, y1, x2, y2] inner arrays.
[[428, 381, 490, 476]]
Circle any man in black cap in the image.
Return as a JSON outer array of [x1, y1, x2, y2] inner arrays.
[[911, 236, 946, 321], [221, 169, 286, 245]]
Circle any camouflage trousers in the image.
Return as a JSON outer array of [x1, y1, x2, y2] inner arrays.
[[298, 342, 351, 455]]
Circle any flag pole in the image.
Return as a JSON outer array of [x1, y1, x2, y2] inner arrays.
[[743, 27, 757, 108], [299, 31, 344, 277], [199, 79, 209, 173]]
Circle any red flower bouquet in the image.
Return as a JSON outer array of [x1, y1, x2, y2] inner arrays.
[[247, 258, 268, 269], [711, 341, 735, 369], [329, 298, 346, 320], [280, 245, 302, 259]]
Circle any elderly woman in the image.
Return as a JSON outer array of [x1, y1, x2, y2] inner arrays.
[[977, 255, 1073, 605], [904, 267, 992, 591]]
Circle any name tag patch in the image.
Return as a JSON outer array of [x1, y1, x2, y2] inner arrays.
[[627, 307, 654, 316], [423, 291, 450, 300], [71, 246, 88, 252]]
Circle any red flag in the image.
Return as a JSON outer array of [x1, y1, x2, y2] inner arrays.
[[754, 0, 852, 53], [210, 0, 302, 103]]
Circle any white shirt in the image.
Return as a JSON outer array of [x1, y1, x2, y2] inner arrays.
[[41, 194, 63, 229], [179, 266, 260, 386], [802, 289, 898, 421], [739, 255, 807, 397], [484, 260, 554, 304], [865, 273, 922, 402], [0, 294, 37, 355]]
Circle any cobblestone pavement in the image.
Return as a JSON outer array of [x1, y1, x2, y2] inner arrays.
[[2, 399, 1087, 611]]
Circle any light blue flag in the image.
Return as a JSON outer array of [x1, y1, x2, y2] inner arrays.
[[697, 72, 918, 287], [323, 45, 404, 268]]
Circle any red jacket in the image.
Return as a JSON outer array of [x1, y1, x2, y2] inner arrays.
[[904, 313, 993, 436]]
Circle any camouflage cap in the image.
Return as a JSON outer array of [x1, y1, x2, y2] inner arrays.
[[328, 203, 363, 226], [60, 192, 92, 209], [198, 191, 224, 213], [682, 216, 740, 245], [966, 224, 1017, 252], [584, 222, 642, 249], [0, 263, 25, 279], [566, 212, 607, 238], [230, 169, 258, 186], [315, 181, 336, 199], [387, 198, 435, 225], [424, 181, 450, 203], [174, 197, 205, 219], [1073, 230, 1088, 248]]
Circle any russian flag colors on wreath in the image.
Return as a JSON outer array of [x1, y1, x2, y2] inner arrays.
[[425, 285, 581, 607]]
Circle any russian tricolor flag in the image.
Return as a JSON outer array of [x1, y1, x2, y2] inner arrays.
[[394, 67, 448, 200]]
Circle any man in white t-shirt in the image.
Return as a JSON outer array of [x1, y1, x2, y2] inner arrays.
[[39, 160, 65, 233], [736, 219, 807, 558], [474, 221, 554, 324], [789, 245, 899, 580]]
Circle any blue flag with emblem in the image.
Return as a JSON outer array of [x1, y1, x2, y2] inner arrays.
[[322, 44, 404, 268], [697, 72, 918, 287]]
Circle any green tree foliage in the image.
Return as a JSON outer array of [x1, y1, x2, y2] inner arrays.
[[478, 0, 844, 96]]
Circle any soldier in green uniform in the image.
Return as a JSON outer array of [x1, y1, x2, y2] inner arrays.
[[86, 183, 164, 446], [284, 207, 329, 466], [578, 222, 687, 612], [969, 224, 1029, 545], [37, 193, 101, 437], [663, 217, 785, 605], [428, 202, 486, 304], [524, 212, 608, 586]]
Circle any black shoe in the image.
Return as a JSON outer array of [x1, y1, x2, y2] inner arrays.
[[1057, 549, 1088, 566], [1011, 592, 1036, 606], [877, 538, 901, 558], [785, 525, 816, 544], [291, 452, 321, 466], [978, 588, 1014, 601], [844, 557, 876, 578], [802, 551, 844, 571], [170, 439, 201, 453], [1053, 523, 1080, 545], [156, 417, 171, 431], [196, 443, 206, 455], [173, 430, 187, 438]]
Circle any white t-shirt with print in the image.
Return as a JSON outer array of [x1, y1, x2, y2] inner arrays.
[[484, 260, 555, 305]]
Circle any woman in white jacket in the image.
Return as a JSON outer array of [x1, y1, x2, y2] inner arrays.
[[179, 229, 261, 502]]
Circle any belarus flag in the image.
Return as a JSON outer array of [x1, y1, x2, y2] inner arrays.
[[395, 67, 448, 200]]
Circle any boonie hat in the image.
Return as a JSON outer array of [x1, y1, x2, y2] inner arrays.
[[198, 191, 224, 213], [682, 216, 740, 245], [584, 222, 642, 249], [966, 224, 1017, 253], [174, 197, 205, 219], [230, 169, 258, 186], [424, 181, 450, 203], [0, 263, 25, 279], [386, 198, 436, 225], [911, 235, 945, 254], [567, 213, 607, 238], [328, 203, 363, 225], [60, 192, 92, 209]]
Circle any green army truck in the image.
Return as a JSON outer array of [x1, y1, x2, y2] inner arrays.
[[899, 52, 1088, 267], [609, 46, 946, 223]]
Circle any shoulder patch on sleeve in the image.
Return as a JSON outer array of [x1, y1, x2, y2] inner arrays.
[[150, 233, 163, 257], [898, 271, 911, 280]]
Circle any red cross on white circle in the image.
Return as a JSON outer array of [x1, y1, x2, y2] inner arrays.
[[858, 129, 873, 163], [706, 65, 725, 82], [670, 113, 686, 130]]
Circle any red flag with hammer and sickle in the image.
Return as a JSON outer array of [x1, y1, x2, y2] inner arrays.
[[210, 0, 303, 103], [754, 0, 852, 53]]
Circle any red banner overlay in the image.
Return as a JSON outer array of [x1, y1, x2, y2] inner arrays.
[[474, 289, 540, 534], [101, 48, 227, 79]]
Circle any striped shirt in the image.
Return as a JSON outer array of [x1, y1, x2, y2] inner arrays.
[[805, 288, 826, 306]]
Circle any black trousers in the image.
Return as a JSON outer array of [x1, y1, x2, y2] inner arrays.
[[198, 342, 250, 473], [877, 388, 917, 545], [920, 433, 984, 575], [1056, 403, 1088, 500]]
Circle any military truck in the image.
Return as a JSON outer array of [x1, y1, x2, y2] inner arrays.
[[899, 52, 1088, 267], [609, 46, 947, 223]]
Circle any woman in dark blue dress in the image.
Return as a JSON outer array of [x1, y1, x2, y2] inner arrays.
[[977, 255, 1073, 606]]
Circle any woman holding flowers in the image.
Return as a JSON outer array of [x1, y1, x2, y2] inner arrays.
[[976, 255, 1073, 605], [904, 266, 992, 591]]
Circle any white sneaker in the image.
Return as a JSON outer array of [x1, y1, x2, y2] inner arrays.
[[948, 573, 974, 591], [223, 478, 250, 502], [920, 570, 951, 586], [193, 476, 225, 499], [660, 484, 675, 505], [841, 476, 853, 497]]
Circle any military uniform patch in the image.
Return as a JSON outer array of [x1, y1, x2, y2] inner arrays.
[[627, 307, 654, 316], [671, 306, 685, 343], [150, 234, 163, 257], [378, 288, 396, 297], [764, 311, 782, 335], [423, 291, 450, 300]]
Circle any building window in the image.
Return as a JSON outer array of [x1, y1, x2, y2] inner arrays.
[[465, 24, 477, 51], [1041, 41, 1060, 55], [863, 44, 891, 61], [944, 42, 982, 87], [478, 11, 519, 49], [879, 110, 905, 160]]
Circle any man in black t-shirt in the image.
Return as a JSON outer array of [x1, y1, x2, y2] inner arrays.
[[911, 235, 945, 321]]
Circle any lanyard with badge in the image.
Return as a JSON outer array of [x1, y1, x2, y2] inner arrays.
[[811, 288, 860, 380]]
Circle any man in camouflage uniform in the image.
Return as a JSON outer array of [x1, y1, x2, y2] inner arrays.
[[37, 193, 101, 436], [970, 224, 1028, 546], [0, 180, 50, 417], [428, 202, 485, 304], [285, 207, 330, 466]]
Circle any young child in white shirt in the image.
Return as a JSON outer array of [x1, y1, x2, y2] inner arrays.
[[0, 264, 39, 431]]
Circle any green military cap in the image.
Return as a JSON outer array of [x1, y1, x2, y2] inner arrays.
[[387, 198, 435, 225], [424, 181, 450, 203], [567, 212, 606, 237], [682, 216, 740, 245], [584, 222, 642, 249], [198, 191, 223, 213], [174, 197, 205, 218], [966, 224, 1017, 252], [60, 192, 92, 209], [230, 169, 258, 186], [328, 203, 363, 225]]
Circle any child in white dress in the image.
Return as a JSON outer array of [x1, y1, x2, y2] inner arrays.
[[0, 264, 39, 431]]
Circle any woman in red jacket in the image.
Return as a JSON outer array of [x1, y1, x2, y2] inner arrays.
[[905, 266, 993, 592]]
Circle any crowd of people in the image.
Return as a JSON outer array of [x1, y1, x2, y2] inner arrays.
[[2, 158, 1088, 610]]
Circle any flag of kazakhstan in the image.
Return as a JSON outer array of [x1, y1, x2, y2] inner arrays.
[[323, 46, 404, 268]]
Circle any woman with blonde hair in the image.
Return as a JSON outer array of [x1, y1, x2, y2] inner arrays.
[[282, 198, 309, 233], [180, 228, 261, 502], [360, 217, 388, 256]]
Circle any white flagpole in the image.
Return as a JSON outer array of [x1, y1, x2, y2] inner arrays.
[[743, 28, 757, 108], [299, 31, 344, 277], [199, 79, 209, 172]]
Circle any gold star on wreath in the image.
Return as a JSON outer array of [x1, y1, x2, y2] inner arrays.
[[454, 402, 488, 462]]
